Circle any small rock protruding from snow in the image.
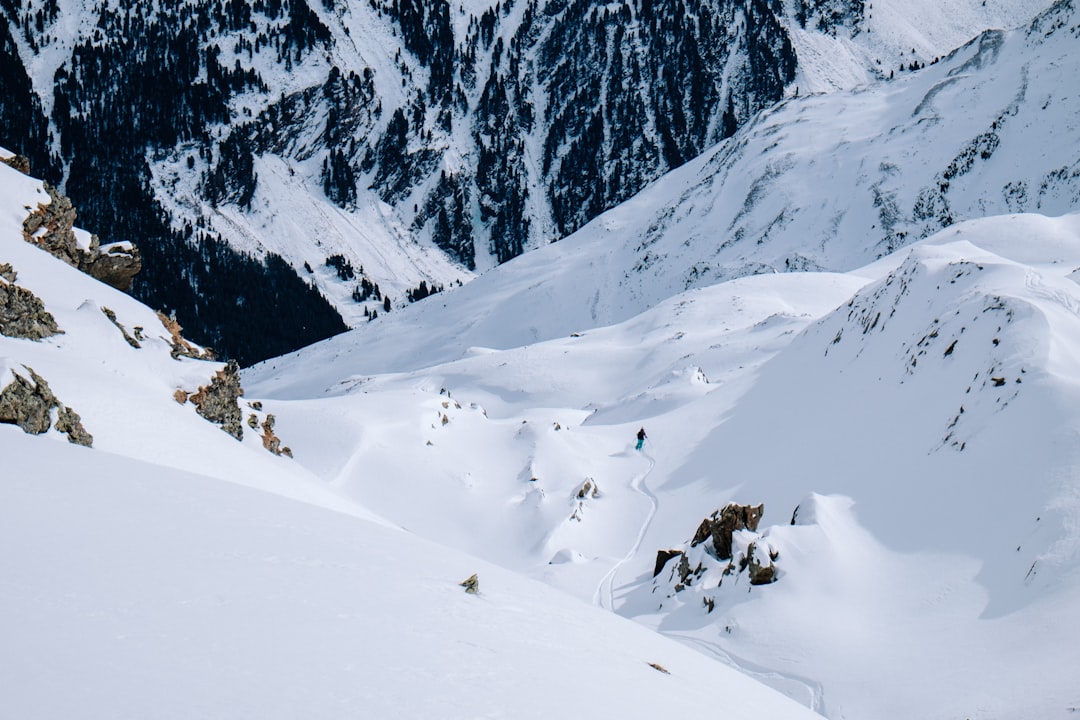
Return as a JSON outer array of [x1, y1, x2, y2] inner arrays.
[[459, 573, 479, 594]]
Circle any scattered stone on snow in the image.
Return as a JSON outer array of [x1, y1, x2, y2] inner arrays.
[[101, 307, 140, 348], [157, 311, 216, 360], [459, 573, 479, 594]]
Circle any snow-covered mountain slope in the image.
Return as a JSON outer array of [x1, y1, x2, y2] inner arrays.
[[248, 212, 1080, 718], [247, 0, 1080, 384], [245, 197, 1080, 720], [1, 0, 1055, 362], [2, 438, 828, 720], [788, 0, 1048, 92], [1, 150, 823, 719]]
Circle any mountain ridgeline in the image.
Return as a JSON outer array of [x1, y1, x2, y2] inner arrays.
[[0, 0, 850, 363]]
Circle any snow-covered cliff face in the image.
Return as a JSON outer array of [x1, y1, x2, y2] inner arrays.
[[0, 0, 1048, 362]]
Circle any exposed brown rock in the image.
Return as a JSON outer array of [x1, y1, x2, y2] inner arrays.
[[746, 542, 777, 586], [0, 263, 15, 282], [55, 405, 94, 447], [691, 503, 765, 560], [22, 182, 81, 266], [157, 311, 215, 360], [0, 154, 31, 175], [187, 360, 244, 440], [20, 182, 141, 291], [79, 241, 142, 292], [654, 549, 684, 578], [459, 573, 479, 594], [0, 366, 92, 446], [576, 477, 600, 499], [0, 279, 62, 340], [261, 413, 283, 455], [101, 307, 140, 348]]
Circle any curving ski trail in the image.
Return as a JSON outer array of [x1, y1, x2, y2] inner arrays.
[[592, 452, 658, 611], [667, 632, 827, 715]]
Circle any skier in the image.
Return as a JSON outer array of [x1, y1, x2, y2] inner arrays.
[[635, 427, 647, 451]]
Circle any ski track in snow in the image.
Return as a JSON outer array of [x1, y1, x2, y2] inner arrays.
[[669, 632, 827, 715], [592, 452, 658, 611]]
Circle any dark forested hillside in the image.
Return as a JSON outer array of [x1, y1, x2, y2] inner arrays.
[[0, 0, 804, 363]]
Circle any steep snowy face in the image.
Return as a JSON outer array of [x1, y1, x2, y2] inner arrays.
[[0, 0, 1051, 361], [244, 0, 1079, 379], [494, 0, 1080, 332], [686, 214, 1080, 612], [0, 0, 802, 361]]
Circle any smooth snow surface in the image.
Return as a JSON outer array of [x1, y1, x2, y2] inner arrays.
[[5, 2, 1080, 718]]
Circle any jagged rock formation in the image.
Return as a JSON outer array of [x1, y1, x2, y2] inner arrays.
[[0, 270, 62, 340], [186, 360, 244, 440], [157, 311, 215, 361], [0, 153, 30, 175], [0, 366, 92, 446], [654, 502, 778, 597], [691, 503, 765, 560], [21, 182, 142, 291]]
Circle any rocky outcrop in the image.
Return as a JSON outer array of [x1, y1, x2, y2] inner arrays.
[[101, 307, 140, 349], [459, 573, 479, 595], [186, 361, 244, 439], [78, 242, 142, 292], [21, 182, 141, 291], [258, 412, 292, 458], [745, 542, 778, 586], [0, 154, 31, 175], [653, 549, 684, 578], [157, 311, 215, 360], [691, 503, 765, 560], [0, 366, 93, 446], [0, 274, 63, 340], [653, 501, 779, 604]]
